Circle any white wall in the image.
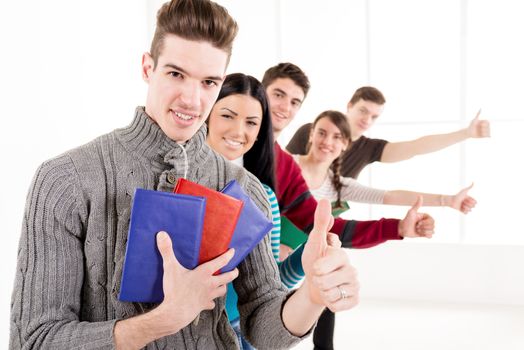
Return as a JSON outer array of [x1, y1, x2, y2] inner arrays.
[[1, 0, 523, 345]]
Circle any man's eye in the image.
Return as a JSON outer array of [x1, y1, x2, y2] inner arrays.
[[204, 80, 217, 87], [169, 71, 183, 78]]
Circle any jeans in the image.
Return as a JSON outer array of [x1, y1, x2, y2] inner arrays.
[[231, 318, 256, 350]]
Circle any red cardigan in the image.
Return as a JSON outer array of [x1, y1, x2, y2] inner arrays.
[[274, 143, 401, 248]]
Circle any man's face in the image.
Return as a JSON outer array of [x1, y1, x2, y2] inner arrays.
[[142, 34, 228, 143], [346, 99, 384, 139], [265, 78, 305, 135]]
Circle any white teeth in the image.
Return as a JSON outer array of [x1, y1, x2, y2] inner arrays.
[[224, 139, 243, 147], [175, 111, 194, 120]]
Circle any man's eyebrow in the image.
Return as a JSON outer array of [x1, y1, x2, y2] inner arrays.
[[272, 88, 287, 96], [220, 107, 238, 116], [163, 63, 223, 82]]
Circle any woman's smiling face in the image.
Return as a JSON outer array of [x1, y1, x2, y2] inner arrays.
[[207, 94, 263, 160]]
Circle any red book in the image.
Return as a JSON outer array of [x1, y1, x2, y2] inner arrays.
[[174, 178, 243, 265]]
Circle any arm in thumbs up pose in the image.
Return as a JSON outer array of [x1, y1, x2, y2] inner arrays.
[[281, 199, 359, 336], [381, 109, 490, 163]]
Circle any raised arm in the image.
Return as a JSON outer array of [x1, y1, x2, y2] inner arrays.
[[383, 183, 477, 214], [282, 200, 358, 336], [380, 110, 490, 163]]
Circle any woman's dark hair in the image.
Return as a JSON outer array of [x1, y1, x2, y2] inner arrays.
[[311, 110, 351, 208], [211, 73, 276, 190]]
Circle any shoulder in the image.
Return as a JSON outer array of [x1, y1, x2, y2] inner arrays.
[[355, 135, 388, 147]]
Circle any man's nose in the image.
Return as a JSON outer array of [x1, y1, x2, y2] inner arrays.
[[179, 80, 201, 110]]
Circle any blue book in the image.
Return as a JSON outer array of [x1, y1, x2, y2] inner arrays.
[[220, 180, 273, 272], [119, 188, 206, 303]]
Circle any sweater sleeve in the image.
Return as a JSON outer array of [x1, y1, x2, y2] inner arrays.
[[339, 176, 386, 204], [275, 143, 402, 249], [10, 156, 116, 350], [235, 177, 307, 349], [278, 245, 305, 289]]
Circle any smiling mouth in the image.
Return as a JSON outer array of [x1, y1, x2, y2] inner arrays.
[[224, 138, 244, 148], [273, 112, 287, 120], [175, 111, 197, 121]]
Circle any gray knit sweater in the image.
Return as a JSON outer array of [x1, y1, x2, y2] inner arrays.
[[10, 107, 305, 349]]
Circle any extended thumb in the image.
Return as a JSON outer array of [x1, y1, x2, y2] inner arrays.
[[411, 196, 423, 212], [310, 199, 332, 244], [473, 109, 481, 121]]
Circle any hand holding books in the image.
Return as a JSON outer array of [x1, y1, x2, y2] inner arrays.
[[120, 179, 272, 303]]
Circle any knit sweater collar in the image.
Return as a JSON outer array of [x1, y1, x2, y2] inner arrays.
[[115, 106, 212, 174]]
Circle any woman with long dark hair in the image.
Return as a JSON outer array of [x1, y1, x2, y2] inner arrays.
[[207, 73, 306, 350]]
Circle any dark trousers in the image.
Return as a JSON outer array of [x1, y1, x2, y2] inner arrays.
[[313, 308, 335, 350]]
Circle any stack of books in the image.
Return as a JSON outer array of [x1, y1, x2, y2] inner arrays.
[[119, 179, 272, 303]]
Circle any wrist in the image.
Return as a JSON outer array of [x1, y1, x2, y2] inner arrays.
[[114, 307, 184, 349], [462, 127, 471, 139], [440, 194, 451, 207], [398, 219, 405, 237]]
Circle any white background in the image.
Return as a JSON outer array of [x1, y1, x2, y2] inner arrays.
[[1, 0, 523, 347]]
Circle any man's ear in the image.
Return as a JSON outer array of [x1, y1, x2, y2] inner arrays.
[[346, 101, 354, 111], [141, 52, 154, 82]]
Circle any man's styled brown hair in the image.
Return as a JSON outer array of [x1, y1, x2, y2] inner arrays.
[[261, 62, 311, 98], [150, 0, 238, 68], [349, 86, 386, 106]]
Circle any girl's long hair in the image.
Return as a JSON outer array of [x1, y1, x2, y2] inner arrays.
[[212, 73, 276, 190], [310, 110, 351, 208]]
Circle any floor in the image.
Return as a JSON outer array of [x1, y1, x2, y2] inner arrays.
[[290, 298, 524, 350]]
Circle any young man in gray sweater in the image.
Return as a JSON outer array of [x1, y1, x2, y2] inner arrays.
[[9, 0, 373, 349]]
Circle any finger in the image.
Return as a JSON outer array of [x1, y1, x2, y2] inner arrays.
[[321, 282, 360, 304], [312, 263, 357, 292], [326, 286, 360, 312], [212, 268, 239, 287], [409, 195, 423, 213], [309, 199, 333, 246], [312, 248, 350, 276], [415, 226, 434, 237], [208, 284, 228, 301], [200, 248, 235, 275], [462, 182, 474, 193], [481, 121, 491, 137], [473, 108, 481, 121], [327, 233, 342, 248], [157, 231, 182, 269]]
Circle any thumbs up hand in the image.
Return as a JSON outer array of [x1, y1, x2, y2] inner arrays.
[[467, 109, 490, 138], [398, 196, 435, 239], [450, 183, 477, 214], [302, 199, 359, 312]]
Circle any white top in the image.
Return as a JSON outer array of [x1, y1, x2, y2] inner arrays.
[[293, 155, 385, 204]]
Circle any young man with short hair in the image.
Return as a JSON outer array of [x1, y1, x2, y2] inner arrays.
[[9, 2, 360, 349], [287, 86, 490, 178]]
